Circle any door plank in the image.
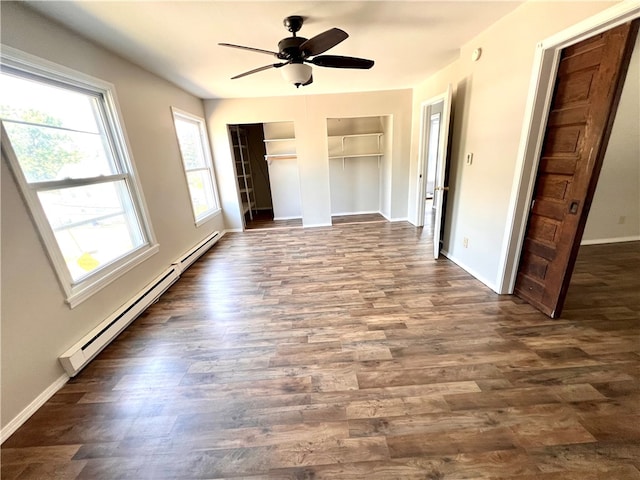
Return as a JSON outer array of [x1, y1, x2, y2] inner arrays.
[[547, 106, 588, 128], [542, 125, 583, 154], [539, 156, 579, 175], [515, 21, 639, 318]]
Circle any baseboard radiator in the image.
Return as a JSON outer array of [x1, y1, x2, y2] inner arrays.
[[59, 266, 180, 377], [172, 230, 221, 273], [58, 230, 221, 377]]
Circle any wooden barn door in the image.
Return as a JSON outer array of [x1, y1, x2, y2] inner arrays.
[[515, 21, 639, 318]]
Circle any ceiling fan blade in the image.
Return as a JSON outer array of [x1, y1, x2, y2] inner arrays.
[[309, 55, 374, 69], [231, 63, 286, 80], [219, 43, 280, 57], [299, 28, 348, 56]]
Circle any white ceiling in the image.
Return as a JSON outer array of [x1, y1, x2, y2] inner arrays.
[[24, 1, 524, 99]]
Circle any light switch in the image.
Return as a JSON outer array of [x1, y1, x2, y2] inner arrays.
[[466, 153, 473, 165]]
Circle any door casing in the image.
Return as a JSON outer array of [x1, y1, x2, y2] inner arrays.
[[497, 2, 640, 294], [416, 86, 453, 259], [515, 22, 638, 317]]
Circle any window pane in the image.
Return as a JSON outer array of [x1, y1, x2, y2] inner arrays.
[[38, 181, 145, 281], [186, 170, 215, 218], [3, 121, 115, 182], [1, 57, 156, 305], [0, 72, 101, 133], [172, 110, 219, 223], [174, 117, 206, 169]]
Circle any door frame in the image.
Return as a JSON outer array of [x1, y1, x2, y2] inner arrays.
[[497, 2, 640, 294], [415, 86, 452, 229]]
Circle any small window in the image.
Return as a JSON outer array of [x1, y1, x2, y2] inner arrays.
[[171, 108, 220, 224], [1, 48, 158, 307]]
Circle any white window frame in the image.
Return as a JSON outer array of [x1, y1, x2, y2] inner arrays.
[[0, 46, 158, 308], [171, 107, 221, 226]]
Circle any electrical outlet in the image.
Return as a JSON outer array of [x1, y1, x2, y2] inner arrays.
[[463, 237, 469, 248], [466, 153, 473, 165]]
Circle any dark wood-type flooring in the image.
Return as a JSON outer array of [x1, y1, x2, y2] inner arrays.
[[245, 210, 303, 230], [2, 222, 639, 479], [245, 211, 386, 230]]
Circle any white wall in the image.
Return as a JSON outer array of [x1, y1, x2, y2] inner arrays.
[[263, 121, 302, 220], [409, 1, 618, 290], [329, 156, 381, 215], [583, 32, 640, 244], [205, 90, 412, 229], [1, 3, 224, 433]]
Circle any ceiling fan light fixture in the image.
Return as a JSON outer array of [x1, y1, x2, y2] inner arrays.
[[221, 16, 373, 86], [280, 62, 312, 87]]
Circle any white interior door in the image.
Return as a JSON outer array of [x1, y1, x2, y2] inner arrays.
[[432, 86, 453, 259], [417, 86, 453, 258]]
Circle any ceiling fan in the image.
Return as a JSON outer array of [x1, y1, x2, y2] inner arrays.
[[219, 16, 374, 88]]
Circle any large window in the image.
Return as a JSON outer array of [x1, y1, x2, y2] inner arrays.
[[1, 48, 158, 307], [171, 108, 220, 225]]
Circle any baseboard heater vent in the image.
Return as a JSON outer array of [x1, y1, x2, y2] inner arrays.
[[173, 230, 220, 273], [58, 266, 180, 377]]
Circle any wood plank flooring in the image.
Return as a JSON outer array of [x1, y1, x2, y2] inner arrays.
[[245, 212, 386, 230], [244, 210, 303, 230], [2, 224, 638, 479], [332, 213, 387, 225]]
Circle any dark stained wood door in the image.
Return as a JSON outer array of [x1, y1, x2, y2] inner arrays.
[[515, 21, 639, 318]]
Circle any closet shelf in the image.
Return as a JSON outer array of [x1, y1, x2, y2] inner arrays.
[[329, 132, 384, 159], [263, 137, 296, 143], [264, 154, 297, 160], [328, 153, 383, 159], [328, 132, 383, 140]]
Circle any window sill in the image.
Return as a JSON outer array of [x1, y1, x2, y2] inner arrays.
[[66, 243, 160, 309], [195, 208, 222, 228]]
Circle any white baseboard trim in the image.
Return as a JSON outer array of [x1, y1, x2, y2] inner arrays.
[[331, 210, 379, 216], [273, 216, 303, 221], [389, 217, 409, 223], [440, 249, 500, 293], [581, 235, 640, 246], [303, 222, 333, 228], [1, 373, 69, 443]]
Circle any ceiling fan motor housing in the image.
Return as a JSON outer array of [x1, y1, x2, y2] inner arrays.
[[277, 37, 308, 60]]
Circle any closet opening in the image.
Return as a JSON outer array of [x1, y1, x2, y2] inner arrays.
[[327, 115, 391, 225], [229, 121, 302, 230]]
